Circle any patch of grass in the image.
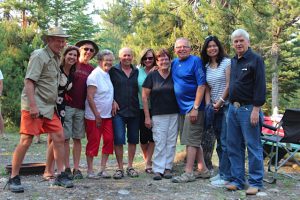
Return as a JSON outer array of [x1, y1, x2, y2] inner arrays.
[[282, 176, 297, 188], [0, 166, 8, 176]]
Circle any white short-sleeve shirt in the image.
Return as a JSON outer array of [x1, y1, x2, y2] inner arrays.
[[85, 67, 114, 119]]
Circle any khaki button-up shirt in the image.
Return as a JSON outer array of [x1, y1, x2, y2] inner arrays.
[[21, 45, 60, 119]]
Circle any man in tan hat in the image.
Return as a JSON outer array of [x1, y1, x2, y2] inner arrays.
[[7, 27, 73, 193], [63, 39, 98, 179]]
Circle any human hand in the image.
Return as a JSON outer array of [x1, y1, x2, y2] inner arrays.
[[30, 105, 39, 119], [250, 107, 259, 126], [96, 116, 102, 128], [144, 117, 152, 129], [189, 109, 198, 124], [112, 100, 119, 116]]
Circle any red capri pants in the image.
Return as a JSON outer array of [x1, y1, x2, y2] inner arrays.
[[85, 118, 114, 156]]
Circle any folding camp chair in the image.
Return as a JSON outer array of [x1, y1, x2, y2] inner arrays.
[[261, 108, 300, 183]]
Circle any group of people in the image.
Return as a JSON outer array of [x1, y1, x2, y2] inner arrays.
[[6, 26, 266, 196]]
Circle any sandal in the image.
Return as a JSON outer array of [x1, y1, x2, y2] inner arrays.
[[163, 169, 173, 179], [113, 169, 124, 180], [41, 175, 56, 182], [153, 172, 162, 180], [126, 167, 139, 178], [172, 172, 195, 183], [145, 168, 153, 174]]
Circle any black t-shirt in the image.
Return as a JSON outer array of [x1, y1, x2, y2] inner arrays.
[[142, 70, 179, 116]]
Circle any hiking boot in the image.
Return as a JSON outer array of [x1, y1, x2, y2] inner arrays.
[[172, 172, 195, 183], [226, 184, 238, 191], [97, 171, 111, 179], [6, 175, 24, 193], [246, 187, 259, 195], [73, 169, 83, 179], [54, 172, 74, 188], [211, 179, 229, 187], [210, 174, 220, 182], [65, 168, 73, 179], [86, 172, 101, 179]]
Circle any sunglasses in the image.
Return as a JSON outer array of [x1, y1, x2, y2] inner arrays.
[[205, 35, 218, 40], [143, 56, 154, 61], [82, 47, 95, 53]]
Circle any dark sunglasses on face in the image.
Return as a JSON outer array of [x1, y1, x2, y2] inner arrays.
[[143, 56, 154, 61], [205, 35, 218, 40], [82, 47, 95, 53]]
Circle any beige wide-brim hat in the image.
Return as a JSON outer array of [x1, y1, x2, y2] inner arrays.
[[41, 26, 70, 41], [75, 39, 99, 59]]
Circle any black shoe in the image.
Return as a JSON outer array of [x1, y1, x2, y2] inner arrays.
[[54, 172, 74, 188], [73, 169, 83, 179], [65, 168, 73, 179], [6, 175, 24, 193]]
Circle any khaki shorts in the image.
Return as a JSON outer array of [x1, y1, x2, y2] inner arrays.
[[179, 111, 204, 147], [63, 106, 85, 140]]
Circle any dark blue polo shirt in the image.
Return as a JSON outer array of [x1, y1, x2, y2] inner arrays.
[[229, 48, 266, 107], [109, 63, 139, 117]]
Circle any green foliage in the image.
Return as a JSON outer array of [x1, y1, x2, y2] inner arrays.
[[0, 21, 43, 126]]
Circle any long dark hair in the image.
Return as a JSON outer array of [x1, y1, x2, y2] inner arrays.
[[201, 36, 227, 66]]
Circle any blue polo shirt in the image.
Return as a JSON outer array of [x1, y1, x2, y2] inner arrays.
[[171, 55, 206, 114]]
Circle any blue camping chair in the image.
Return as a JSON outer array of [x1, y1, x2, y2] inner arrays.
[[261, 109, 300, 183]]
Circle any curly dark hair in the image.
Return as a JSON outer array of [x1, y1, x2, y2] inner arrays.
[[201, 36, 227, 66]]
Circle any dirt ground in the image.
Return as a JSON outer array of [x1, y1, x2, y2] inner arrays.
[[1, 133, 300, 200]]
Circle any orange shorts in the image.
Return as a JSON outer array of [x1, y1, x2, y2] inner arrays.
[[20, 110, 63, 135]]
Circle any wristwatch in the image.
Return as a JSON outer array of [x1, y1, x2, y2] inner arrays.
[[193, 105, 199, 110]]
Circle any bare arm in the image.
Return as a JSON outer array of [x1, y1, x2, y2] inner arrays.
[[142, 88, 152, 129], [24, 79, 39, 118], [205, 84, 211, 105], [189, 85, 205, 123], [87, 85, 101, 127]]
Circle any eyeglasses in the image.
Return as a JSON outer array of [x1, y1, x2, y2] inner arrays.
[[82, 47, 95, 53], [143, 56, 154, 61]]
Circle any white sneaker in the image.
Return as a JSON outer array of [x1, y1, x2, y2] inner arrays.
[[211, 179, 229, 187], [209, 174, 220, 182], [86, 172, 100, 179]]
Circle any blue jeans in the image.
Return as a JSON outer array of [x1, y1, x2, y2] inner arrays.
[[113, 114, 139, 145], [227, 104, 264, 189], [214, 105, 231, 181]]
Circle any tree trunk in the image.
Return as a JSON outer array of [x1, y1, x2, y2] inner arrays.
[[271, 42, 279, 110]]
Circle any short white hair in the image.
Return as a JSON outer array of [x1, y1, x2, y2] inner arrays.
[[174, 37, 191, 48], [118, 47, 133, 57], [97, 49, 114, 61], [231, 29, 250, 42]]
